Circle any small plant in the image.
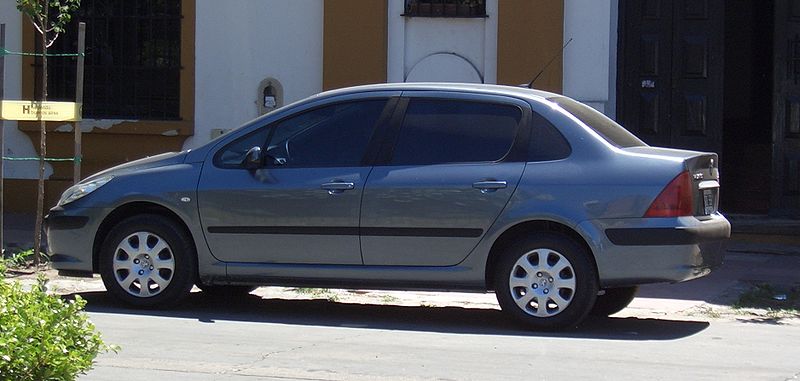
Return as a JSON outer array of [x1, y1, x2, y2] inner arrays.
[[2, 249, 48, 271], [294, 288, 340, 302], [380, 294, 400, 304], [733, 283, 800, 317], [0, 268, 116, 380], [689, 305, 721, 319]]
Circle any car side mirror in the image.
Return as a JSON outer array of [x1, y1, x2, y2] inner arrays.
[[243, 146, 263, 169]]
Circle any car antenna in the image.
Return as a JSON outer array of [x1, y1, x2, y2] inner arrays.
[[525, 38, 573, 89]]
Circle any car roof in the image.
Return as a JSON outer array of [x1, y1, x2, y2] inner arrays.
[[313, 82, 562, 103]]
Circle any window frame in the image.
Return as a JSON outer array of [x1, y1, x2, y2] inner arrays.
[[19, 0, 195, 139], [403, 0, 488, 18], [44, 0, 183, 120]]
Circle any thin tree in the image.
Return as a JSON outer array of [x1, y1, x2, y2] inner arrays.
[[16, 0, 80, 267]]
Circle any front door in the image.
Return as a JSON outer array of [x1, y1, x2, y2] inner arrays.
[[772, 0, 800, 215], [360, 95, 527, 266], [197, 98, 392, 264], [618, 0, 724, 153]]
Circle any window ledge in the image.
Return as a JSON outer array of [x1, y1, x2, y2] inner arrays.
[[401, 14, 488, 18], [18, 119, 194, 137]]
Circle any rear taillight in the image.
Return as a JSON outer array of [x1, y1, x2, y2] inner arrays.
[[644, 171, 693, 217]]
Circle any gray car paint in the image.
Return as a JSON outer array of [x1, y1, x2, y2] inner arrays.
[[46, 83, 730, 292]]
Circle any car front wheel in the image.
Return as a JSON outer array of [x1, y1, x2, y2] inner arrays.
[[99, 214, 196, 308], [494, 233, 598, 330]]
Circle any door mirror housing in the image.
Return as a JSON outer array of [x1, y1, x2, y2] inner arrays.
[[243, 146, 263, 169]]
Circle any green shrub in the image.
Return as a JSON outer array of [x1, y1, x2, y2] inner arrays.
[[0, 270, 113, 381], [2, 249, 47, 270]]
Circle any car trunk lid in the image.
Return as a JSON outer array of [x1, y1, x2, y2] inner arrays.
[[624, 147, 720, 216]]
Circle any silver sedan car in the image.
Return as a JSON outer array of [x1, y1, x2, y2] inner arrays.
[[46, 83, 730, 330]]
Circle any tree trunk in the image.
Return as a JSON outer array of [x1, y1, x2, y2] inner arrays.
[[32, 5, 48, 269]]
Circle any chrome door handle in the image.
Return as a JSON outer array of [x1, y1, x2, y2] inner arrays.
[[472, 180, 507, 193], [321, 181, 355, 194]]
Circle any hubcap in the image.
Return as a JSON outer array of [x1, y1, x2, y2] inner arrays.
[[508, 248, 576, 317], [112, 232, 175, 298]]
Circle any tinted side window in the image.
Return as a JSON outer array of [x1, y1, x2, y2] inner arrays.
[[390, 100, 521, 165], [215, 100, 387, 169], [529, 113, 571, 161], [270, 100, 387, 167]]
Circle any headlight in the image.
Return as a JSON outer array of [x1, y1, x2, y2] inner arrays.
[[57, 175, 114, 206]]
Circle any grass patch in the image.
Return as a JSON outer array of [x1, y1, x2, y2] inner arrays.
[[689, 305, 722, 319], [293, 288, 340, 302], [732, 283, 800, 318]]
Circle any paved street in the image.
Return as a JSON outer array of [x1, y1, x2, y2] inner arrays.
[[72, 251, 800, 381]]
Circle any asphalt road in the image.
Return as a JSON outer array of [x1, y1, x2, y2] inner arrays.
[[75, 289, 800, 381]]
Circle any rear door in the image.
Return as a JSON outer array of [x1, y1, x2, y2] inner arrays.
[[359, 93, 529, 266]]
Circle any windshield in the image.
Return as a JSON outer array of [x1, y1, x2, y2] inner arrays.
[[548, 96, 646, 148]]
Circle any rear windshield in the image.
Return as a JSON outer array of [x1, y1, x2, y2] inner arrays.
[[548, 97, 646, 148]]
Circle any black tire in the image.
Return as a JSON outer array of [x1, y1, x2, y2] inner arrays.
[[494, 233, 598, 330], [99, 214, 196, 308], [590, 286, 638, 317], [196, 282, 257, 298]]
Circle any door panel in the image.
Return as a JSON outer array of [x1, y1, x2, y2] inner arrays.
[[198, 167, 368, 264], [360, 163, 524, 266], [773, 0, 800, 214], [619, 0, 724, 153], [620, 0, 673, 147], [670, 0, 723, 152]]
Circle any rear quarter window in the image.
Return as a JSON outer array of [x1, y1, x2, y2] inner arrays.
[[529, 112, 571, 161]]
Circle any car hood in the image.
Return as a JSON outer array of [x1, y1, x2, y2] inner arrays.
[[83, 151, 188, 182]]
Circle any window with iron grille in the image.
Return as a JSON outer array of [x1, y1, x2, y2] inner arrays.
[[404, 0, 487, 18], [43, 0, 182, 120]]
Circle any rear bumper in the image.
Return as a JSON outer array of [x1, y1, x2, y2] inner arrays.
[[605, 220, 730, 246], [579, 213, 730, 287]]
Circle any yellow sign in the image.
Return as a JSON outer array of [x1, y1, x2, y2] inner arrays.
[[0, 100, 82, 122]]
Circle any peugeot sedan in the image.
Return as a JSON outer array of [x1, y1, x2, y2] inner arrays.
[[46, 83, 730, 330]]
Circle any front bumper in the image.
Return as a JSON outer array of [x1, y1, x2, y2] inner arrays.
[[579, 213, 731, 287], [45, 206, 110, 274]]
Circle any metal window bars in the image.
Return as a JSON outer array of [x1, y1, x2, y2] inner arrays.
[[43, 0, 182, 120], [404, 0, 487, 18]]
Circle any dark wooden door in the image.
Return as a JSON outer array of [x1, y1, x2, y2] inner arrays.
[[772, 0, 800, 214], [618, 0, 724, 154]]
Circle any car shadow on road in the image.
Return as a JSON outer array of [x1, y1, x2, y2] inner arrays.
[[68, 291, 710, 341]]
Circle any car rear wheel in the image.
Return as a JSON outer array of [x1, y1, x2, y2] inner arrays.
[[590, 286, 638, 317], [494, 233, 598, 330], [99, 214, 196, 308]]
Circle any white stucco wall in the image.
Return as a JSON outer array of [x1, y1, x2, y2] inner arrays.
[[186, 0, 324, 149], [387, 0, 498, 84], [563, 0, 618, 118], [1, 8, 51, 179]]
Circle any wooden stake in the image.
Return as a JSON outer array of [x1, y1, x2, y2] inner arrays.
[[74, 22, 85, 184]]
